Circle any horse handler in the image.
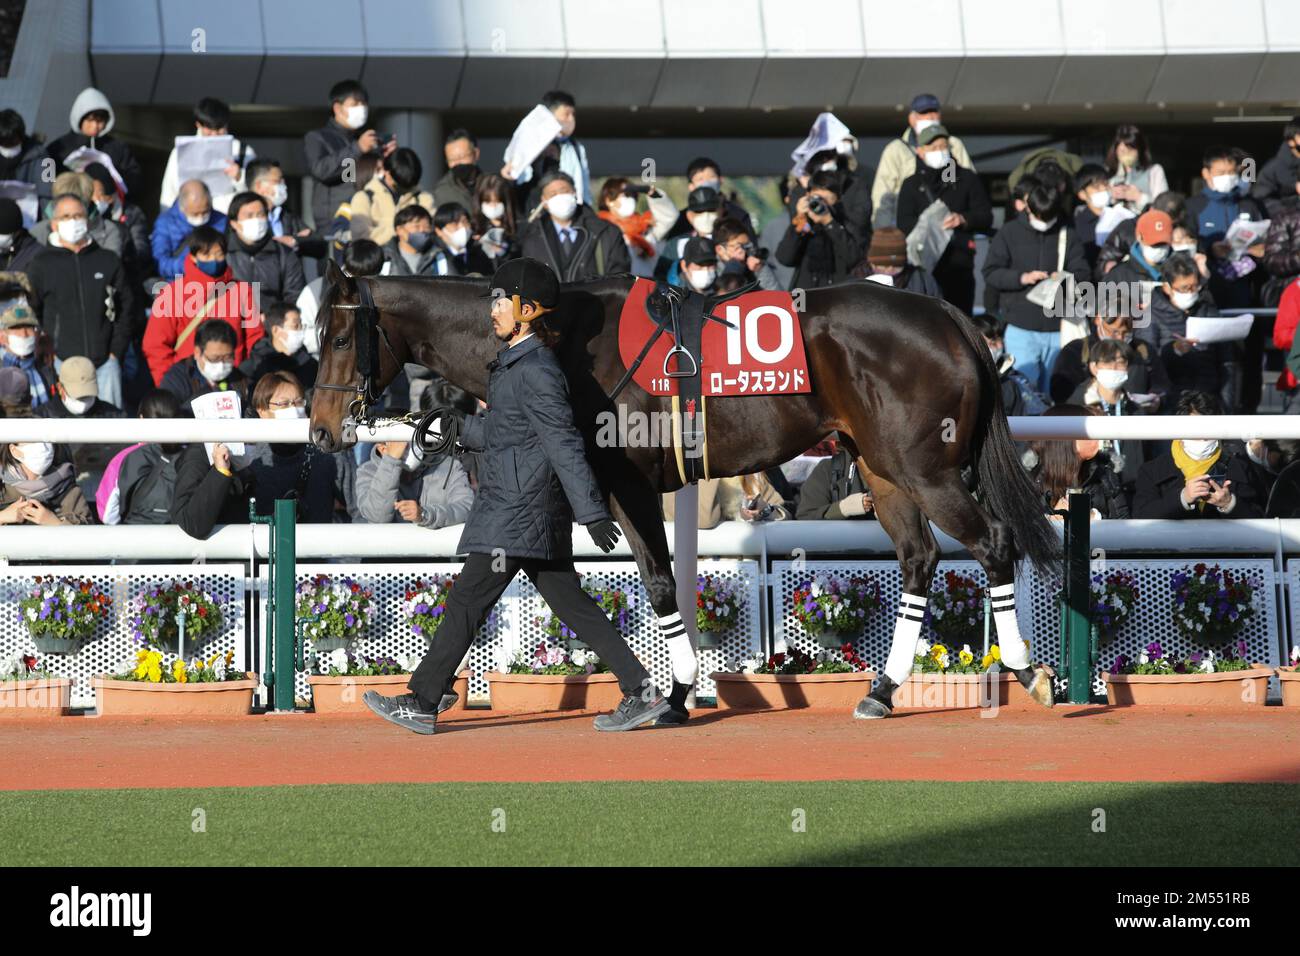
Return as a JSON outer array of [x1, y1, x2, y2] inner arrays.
[[364, 257, 670, 735]]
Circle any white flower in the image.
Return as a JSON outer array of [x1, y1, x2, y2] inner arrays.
[[1138, 651, 1149, 664], [0, 655, 18, 678], [25, 607, 36, 622], [1199, 658, 1215, 674], [741, 657, 761, 674], [1291, 645, 1300, 665], [915, 638, 931, 656], [397, 653, 422, 672], [571, 649, 590, 668], [961, 644, 972, 657], [326, 648, 349, 674]]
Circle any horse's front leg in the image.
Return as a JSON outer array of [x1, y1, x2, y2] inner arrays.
[[604, 460, 695, 724]]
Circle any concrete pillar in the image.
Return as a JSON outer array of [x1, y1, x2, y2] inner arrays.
[[373, 109, 443, 192]]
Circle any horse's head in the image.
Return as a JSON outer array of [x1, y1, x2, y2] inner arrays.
[[309, 260, 405, 452]]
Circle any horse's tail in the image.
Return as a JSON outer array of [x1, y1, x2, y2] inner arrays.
[[939, 300, 1060, 577]]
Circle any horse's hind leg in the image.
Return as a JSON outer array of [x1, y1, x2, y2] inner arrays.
[[606, 465, 696, 724], [902, 472, 1055, 708], [849, 472, 940, 719]]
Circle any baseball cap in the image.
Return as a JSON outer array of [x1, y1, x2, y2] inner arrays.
[[916, 125, 950, 148], [681, 236, 717, 266], [687, 186, 722, 213], [0, 297, 36, 329], [59, 355, 98, 399], [910, 93, 942, 114], [1136, 209, 1173, 246]]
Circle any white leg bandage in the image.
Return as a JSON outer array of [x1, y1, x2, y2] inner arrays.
[[658, 612, 698, 685], [884, 591, 928, 685], [989, 583, 1029, 670]]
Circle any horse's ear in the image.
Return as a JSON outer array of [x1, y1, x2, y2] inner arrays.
[[326, 258, 355, 297]]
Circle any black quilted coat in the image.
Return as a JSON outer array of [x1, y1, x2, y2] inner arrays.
[[456, 334, 609, 559]]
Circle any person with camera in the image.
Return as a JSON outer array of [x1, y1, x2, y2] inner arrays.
[[472, 173, 520, 267], [775, 170, 861, 289], [712, 217, 781, 291], [795, 440, 876, 521], [1132, 390, 1266, 519], [596, 176, 679, 278], [1028, 405, 1129, 520], [364, 257, 668, 735]]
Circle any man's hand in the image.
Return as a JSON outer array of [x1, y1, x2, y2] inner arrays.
[[212, 443, 231, 473], [586, 518, 622, 553], [20, 499, 58, 526], [941, 211, 966, 230], [1021, 270, 1049, 286], [272, 235, 297, 249], [1110, 183, 1140, 203], [224, 161, 241, 181], [386, 441, 408, 459], [395, 500, 421, 523], [1206, 478, 1233, 510], [381, 137, 398, 158], [1172, 335, 1199, 355]]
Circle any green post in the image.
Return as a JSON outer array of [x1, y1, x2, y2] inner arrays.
[[272, 498, 297, 712], [1064, 491, 1092, 704]]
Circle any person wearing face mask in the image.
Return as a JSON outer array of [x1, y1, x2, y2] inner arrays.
[[159, 97, 255, 216], [1251, 115, 1300, 218], [0, 198, 39, 276], [982, 183, 1090, 393], [382, 206, 439, 277], [242, 371, 340, 523], [304, 79, 396, 234], [159, 318, 250, 406], [45, 87, 142, 198], [34, 355, 126, 501], [0, 109, 51, 205], [30, 171, 126, 260], [1143, 251, 1231, 409], [1094, 189, 1187, 280], [348, 147, 435, 247], [1133, 391, 1266, 520], [1049, 310, 1170, 408], [503, 90, 592, 212], [471, 174, 521, 266], [225, 192, 306, 311], [151, 180, 228, 278], [354, 414, 474, 530], [1073, 164, 1113, 271], [238, 302, 317, 391], [1185, 145, 1266, 310], [1027, 405, 1129, 520], [872, 93, 975, 229], [429, 202, 492, 276], [84, 162, 149, 291], [654, 187, 725, 284], [896, 126, 993, 313], [100, 389, 183, 525], [1064, 338, 1153, 501], [852, 227, 940, 296], [1102, 208, 1174, 295], [712, 218, 783, 292], [143, 226, 261, 385], [0, 437, 93, 526], [1104, 124, 1168, 215], [518, 171, 629, 282], [0, 295, 54, 408], [662, 158, 756, 243], [972, 316, 1049, 422], [775, 171, 862, 291], [245, 158, 325, 260], [433, 128, 484, 215], [596, 176, 679, 278], [675, 237, 718, 294], [27, 194, 133, 410]]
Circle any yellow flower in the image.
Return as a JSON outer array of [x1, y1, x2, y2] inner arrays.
[[207, 652, 220, 668], [133, 663, 148, 680], [990, 645, 1001, 661], [224, 650, 234, 666], [959, 648, 974, 667], [193, 657, 205, 670], [146, 664, 162, 683], [930, 643, 948, 661], [171, 660, 188, 684], [981, 653, 994, 669]]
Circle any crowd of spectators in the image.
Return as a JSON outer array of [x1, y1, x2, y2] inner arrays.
[[5, 80, 1300, 540]]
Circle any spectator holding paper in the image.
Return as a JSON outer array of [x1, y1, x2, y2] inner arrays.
[[1142, 251, 1238, 409], [158, 97, 255, 215], [502, 91, 591, 211], [46, 87, 142, 199]]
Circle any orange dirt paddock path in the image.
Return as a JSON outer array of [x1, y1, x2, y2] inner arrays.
[[2, 704, 1299, 792]]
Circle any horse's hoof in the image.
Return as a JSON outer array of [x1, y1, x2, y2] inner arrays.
[[1014, 663, 1056, 708], [653, 707, 690, 726], [853, 695, 892, 720]]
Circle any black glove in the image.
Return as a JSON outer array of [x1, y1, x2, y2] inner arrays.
[[586, 518, 622, 553]]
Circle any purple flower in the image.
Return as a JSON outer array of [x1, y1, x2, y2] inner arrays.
[[415, 603, 429, 615], [1146, 641, 1164, 659], [412, 624, 423, 637], [1112, 654, 1129, 672], [344, 613, 356, 627]]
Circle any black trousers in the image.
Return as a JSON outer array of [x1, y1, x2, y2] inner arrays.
[[407, 551, 653, 707]]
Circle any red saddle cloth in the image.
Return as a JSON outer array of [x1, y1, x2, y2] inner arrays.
[[616, 277, 813, 397]]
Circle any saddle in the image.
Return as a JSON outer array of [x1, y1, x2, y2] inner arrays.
[[610, 280, 750, 485]]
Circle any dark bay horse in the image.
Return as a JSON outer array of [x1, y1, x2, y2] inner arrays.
[[310, 262, 1060, 716]]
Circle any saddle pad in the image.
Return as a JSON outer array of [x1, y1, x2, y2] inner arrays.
[[616, 277, 813, 397]]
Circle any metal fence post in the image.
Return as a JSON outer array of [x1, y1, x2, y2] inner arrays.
[[272, 499, 297, 712], [1064, 492, 1092, 704]]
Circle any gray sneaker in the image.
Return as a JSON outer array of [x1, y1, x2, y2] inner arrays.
[[593, 687, 671, 732], [362, 689, 459, 715], [363, 691, 438, 735]]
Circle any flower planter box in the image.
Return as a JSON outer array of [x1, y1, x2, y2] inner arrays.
[[696, 630, 726, 650], [309, 636, 353, 653], [1277, 666, 1300, 707], [29, 635, 91, 655], [1102, 665, 1273, 707], [309, 670, 470, 715], [92, 672, 257, 716], [892, 671, 1021, 710], [485, 671, 624, 713], [712, 671, 876, 710], [812, 630, 861, 651], [0, 678, 72, 719]]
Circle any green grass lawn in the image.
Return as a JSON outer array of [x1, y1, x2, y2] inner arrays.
[[2, 780, 1295, 866]]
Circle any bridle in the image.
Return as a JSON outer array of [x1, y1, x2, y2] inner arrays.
[[315, 274, 457, 455]]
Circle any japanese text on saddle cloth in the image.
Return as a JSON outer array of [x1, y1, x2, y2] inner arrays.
[[616, 278, 812, 485]]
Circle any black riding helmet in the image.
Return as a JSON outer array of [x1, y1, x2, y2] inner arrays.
[[482, 256, 560, 324]]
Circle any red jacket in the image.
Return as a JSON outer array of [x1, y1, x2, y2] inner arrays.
[[143, 256, 263, 386], [1274, 277, 1300, 391]]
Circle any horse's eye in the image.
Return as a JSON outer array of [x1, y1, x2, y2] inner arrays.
[[333, 336, 348, 349]]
